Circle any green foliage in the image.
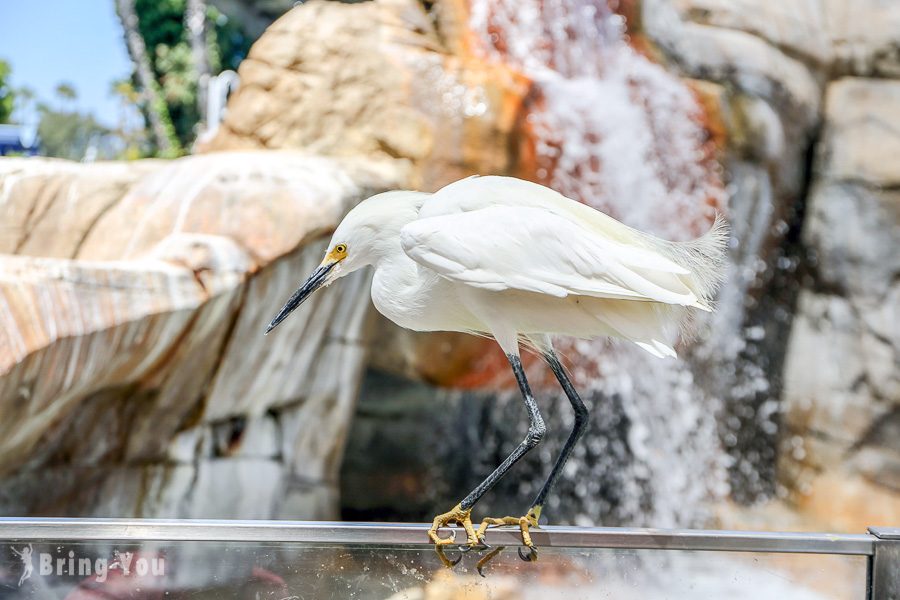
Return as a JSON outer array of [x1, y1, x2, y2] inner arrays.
[[36, 105, 111, 160], [110, 79, 153, 159], [129, 0, 252, 150], [2, 63, 144, 160], [0, 59, 15, 123], [53, 82, 79, 113], [15, 85, 35, 114], [148, 86, 183, 158], [207, 6, 250, 73], [134, 0, 187, 51], [155, 41, 198, 148], [54, 82, 78, 102], [110, 78, 139, 105]]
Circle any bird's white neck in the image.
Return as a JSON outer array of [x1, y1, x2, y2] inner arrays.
[[370, 248, 437, 331]]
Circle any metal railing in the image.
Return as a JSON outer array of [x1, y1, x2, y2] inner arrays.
[[0, 519, 896, 598]]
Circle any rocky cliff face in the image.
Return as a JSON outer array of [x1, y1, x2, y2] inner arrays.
[[1, 0, 896, 532], [780, 78, 900, 530], [0, 153, 400, 517], [643, 0, 900, 530]]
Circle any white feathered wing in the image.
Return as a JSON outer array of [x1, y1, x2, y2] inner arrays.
[[399, 176, 728, 357]]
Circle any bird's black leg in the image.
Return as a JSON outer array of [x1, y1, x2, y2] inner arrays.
[[475, 349, 589, 564], [428, 353, 546, 551], [461, 353, 546, 509], [529, 349, 589, 519]]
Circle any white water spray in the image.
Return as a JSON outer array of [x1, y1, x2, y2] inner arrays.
[[469, 0, 730, 527]]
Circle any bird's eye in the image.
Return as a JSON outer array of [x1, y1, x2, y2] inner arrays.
[[335, 244, 347, 254]]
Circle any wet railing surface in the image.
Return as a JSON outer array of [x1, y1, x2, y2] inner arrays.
[[0, 519, 894, 599]]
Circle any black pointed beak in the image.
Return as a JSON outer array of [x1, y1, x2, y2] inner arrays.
[[265, 262, 336, 334]]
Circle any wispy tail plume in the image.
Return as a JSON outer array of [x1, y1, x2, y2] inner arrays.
[[671, 213, 730, 306]]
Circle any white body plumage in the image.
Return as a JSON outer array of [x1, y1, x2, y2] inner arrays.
[[304, 175, 727, 359]]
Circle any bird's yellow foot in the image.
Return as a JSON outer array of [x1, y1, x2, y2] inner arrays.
[[476, 505, 541, 561], [428, 503, 479, 548]]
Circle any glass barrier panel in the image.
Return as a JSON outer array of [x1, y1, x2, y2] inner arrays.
[[0, 539, 867, 599]]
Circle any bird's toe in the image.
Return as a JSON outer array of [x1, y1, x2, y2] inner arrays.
[[428, 503, 478, 549], [475, 505, 542, 561]]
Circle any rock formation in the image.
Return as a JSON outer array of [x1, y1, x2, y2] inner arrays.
[[0, 152, 400, 517], [635, 0, 900, 531], [201, 0, 529, 191], [1, 0, 897, 534], [780, 78, 900, 530]]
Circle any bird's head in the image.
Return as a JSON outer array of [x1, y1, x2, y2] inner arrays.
[[265, 190, 428, 334]]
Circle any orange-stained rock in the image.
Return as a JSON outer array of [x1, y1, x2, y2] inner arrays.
[[200, 0, 531, 193], [368, 317, 558, 390], [684, 79, 729, 160], [793, 470, 900, 532]]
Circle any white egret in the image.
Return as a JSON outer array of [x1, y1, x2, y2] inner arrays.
[[266, 175, 727, 561]]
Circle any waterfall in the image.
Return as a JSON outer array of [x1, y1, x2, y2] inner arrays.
[[467, 0, 731, 527]]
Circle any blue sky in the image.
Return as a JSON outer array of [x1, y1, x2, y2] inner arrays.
[[0, 2, 134, 127]]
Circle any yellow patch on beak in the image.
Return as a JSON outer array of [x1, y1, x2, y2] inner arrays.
[[324, 243, 348, 264]]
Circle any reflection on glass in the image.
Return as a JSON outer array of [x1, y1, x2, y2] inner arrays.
[[0, 540, 866, 599]]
